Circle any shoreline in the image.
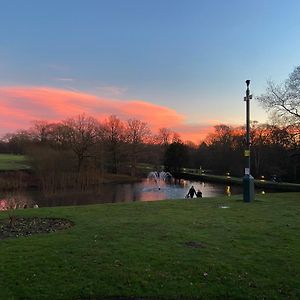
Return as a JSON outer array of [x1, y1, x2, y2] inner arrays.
[[177, 172, 300, 192]]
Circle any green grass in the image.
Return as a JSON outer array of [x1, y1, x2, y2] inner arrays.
[[0, 154, 30, 170], [0, 193, 300, 299]]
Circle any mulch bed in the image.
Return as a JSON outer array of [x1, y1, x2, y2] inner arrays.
[[0, 217, 74, 240]]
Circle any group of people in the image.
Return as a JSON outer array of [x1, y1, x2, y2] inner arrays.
[[186, 185, 202, 198]]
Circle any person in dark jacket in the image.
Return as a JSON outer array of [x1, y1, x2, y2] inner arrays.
[[196, 190, 202, 198], [186, 186, 196, 198]]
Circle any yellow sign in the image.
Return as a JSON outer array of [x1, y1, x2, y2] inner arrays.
[[244, 150, 250, 157]]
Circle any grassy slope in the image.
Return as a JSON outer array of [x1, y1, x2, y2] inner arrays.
[[0, 154, 29, 170], [0, 193, 299, 299]]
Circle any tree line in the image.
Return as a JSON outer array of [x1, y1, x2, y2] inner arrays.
[[189, 122, 300, 182], [0, 115, 299, 185], [0, 115, 184, 191], [0, 65, 299, 187]]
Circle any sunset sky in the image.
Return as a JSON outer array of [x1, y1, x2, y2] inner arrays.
[[1, 0, 300, 143]]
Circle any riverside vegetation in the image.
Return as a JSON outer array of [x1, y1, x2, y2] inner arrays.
[[1, 114, 299, 193], [0, 192, 299, 299]]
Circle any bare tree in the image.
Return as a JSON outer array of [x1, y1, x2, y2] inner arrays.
[[3, 130, 33, 154], [257, 66, 300, 125], [156, 127, 172, 146], [29, 120, 55, 143], [125, 119, 151, 144], [172, 132, 182, 143], [102, 115, 125, 173], [124, 119, 151, 176], [250, 122, 271, 177], [63, 114, 99, 172], [204, 125, 239, 174]]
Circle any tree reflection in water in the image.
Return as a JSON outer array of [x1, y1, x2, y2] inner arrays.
[[0, 179, 245, 208]]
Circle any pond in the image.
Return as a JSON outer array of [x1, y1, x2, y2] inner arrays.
[[0, 178, 259, 209]]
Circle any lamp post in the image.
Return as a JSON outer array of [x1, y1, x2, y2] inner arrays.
[[243, 80, 255, 202]]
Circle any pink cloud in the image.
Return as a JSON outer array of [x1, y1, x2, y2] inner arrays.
[[0, 86, 215, 143]]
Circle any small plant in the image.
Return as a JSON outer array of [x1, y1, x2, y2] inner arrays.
[[1, 193, 33, 227]]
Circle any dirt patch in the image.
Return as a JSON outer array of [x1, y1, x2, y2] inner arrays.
[[0, 217, 74, 240], [184, 241, 207, 249]]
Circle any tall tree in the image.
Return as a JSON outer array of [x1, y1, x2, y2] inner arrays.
[[205, 125, 237, 174], [164, 141, 188, 173], [257, 66, 300, 125], [157, 128, 172, 146], [102, 115, 125, 173], [63, 114, 98, 172], [29, 120, 54, 143], [124, 119, 151, 176]]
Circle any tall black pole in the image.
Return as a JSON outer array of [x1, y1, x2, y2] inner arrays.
[[245, 80, 251, 173], [243, 80, 255, 202]]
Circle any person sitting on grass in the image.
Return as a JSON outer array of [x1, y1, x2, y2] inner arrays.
[[196, 190, 202, 198]]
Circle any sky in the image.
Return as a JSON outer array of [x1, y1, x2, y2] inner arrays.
[[1, 0, 300, 143]]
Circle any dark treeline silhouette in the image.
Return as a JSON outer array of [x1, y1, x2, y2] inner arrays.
[[187, 122, 300, 182], [0, 114, 184, 192], [0, 114, 299, 191]]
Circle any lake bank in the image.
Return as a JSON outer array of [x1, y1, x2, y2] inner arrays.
[[178, 171, 300, 192], [1, 178, 244, 208]]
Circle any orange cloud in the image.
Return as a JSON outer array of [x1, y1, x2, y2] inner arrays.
[[0, 86, 215, 143]]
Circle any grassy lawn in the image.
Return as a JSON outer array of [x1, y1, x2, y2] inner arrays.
[[0, 193, 299, 299], [0, 154, 30, 170]]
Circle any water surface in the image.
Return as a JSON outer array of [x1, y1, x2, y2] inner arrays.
[[3, 178, 247, 208]]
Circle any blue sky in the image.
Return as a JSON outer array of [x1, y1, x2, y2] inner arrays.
[[0, 0, 300, 141]]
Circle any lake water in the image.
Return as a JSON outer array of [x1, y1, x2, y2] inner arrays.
[[0, 178, 249, 208]]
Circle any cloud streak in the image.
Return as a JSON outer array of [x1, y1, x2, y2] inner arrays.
[[0, 86, 214, 142], [53, 77, 74, 82], [95, 85, 127, 97]]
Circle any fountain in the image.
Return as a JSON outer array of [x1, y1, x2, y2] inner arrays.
[[147, 171, 173, 190]]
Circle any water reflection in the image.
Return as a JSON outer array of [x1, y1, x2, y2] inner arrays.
[[0, 179, 246, 208], [226, 186, 231, 196]]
